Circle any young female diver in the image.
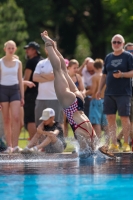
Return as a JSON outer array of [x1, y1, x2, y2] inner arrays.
[[40, 31, 115, 159]]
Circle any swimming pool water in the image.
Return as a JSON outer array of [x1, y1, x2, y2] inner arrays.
[[0, 153, 133, 200], [0, 174, 133, 200]]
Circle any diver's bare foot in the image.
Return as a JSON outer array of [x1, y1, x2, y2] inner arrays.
[[41, 30, 54, 45]]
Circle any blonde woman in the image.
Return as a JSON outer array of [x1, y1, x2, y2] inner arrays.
[[67, 59, 86, 97], [0, 40, 24, 153]]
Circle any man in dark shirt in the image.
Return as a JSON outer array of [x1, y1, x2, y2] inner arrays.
[[117, 42, 133, 149], [23, 41, 43, 139], [97, 34, 133, 153], [22, 108, 66, 153]]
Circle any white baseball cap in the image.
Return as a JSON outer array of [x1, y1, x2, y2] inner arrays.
[[39, 108, 55, 120]]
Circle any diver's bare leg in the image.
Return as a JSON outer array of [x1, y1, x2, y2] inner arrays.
[[54, 46, 83, 96], [41, 31, 76, 108], [41, 31, 100, 158], [41, 31, 83, 99]]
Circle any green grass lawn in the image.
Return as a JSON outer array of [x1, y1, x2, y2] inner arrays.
[[18, 128, 29, 148]]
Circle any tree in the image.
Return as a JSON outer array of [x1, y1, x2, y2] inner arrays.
[[16, 0, 102, 59], [0, 0, 28, 64], [16, 0, 133, 60], [102, 0, 133, 43], [15, 0, 115, 59]]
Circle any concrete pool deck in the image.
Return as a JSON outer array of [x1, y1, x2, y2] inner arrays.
[[0, 151, 78, 162], [0, 151, 133, 175], [0, 151, 132, 161]]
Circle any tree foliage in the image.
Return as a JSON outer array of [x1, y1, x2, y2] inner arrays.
[[1, 0, 133, 63], [102, 0, 133, 42], [0, 0, 28, 63], [16, 0, 107, 59]]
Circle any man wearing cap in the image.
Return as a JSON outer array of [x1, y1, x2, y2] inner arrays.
[[23, 41, 43, 139], [22, 108, 66, 153]]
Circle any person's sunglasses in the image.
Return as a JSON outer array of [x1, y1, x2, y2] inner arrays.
[[112, 41, 122, 44], [127, 50, 133, 53]]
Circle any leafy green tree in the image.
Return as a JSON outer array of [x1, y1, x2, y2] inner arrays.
[[15, 0, 113, 59], [16, 0, 103, 59], [74, 34, 91, 64], [102, 0, 133, 43], [16, 0, 133, 60], [0, 0, 28, 64]]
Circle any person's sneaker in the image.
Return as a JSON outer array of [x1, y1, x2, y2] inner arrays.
[[12, 146, 22, 153], [97, 146, 116, 159], [109, 144, 119, 152], [30, 146, 39, 153], [122, 143, 130, 152], [3, 147, 12, 154], [21, 147, 32, 153], [21, 146, 40, 153]]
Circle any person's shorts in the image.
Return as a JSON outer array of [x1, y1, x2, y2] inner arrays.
[[0, 84, 20, 102], [104, 95, 131, 116], [89, 99, 108, 126], [130, 96, 133, 122], [84, 96, 92, 117], [44, 138, 64, 153], [35, 99, 63, 126], [24, 92, 37, 125]]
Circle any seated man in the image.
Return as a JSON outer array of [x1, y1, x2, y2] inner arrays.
[[22, 108, 66, 153]]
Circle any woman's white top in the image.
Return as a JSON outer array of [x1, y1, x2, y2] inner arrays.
[[0, 59, 19, 86]]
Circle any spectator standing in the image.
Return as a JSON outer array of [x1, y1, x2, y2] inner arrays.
[[117, 42, 133, 150], [68, 59, 86, 97], [78, 57, 95, 117], [0, 40, 24, 153], [23, 41, 43, 139], [86, 59, 109, 144], [33, 47, 63, 128], [13, 55, 36, 133], [0, 58, 6, 151], [97, 34, 133, 152]]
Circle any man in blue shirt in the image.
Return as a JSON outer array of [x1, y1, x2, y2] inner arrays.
[[117, 42, 133, 150], [97, 34, 133, 152]]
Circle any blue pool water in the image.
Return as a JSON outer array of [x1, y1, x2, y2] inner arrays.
[[0, 153, 133, 200], [0, 174, 133, 200]]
